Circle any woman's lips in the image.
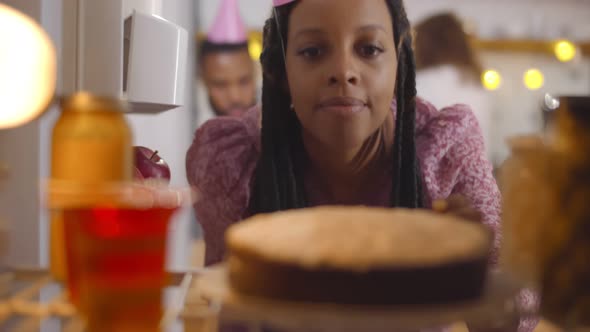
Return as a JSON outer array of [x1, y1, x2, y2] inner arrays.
[[315, 97, 368, 116]]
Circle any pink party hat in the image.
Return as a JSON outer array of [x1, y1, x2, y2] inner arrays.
[[207, 0, 247, 44], [273, 0, 296, 6]]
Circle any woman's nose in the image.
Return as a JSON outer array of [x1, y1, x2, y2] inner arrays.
[[328, 52, 359, 86]]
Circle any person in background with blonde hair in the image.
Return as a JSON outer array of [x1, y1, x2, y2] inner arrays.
[[414, 12, 497, 166]]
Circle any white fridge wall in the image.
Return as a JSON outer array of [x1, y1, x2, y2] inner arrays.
[[126, 0, 195, 270]]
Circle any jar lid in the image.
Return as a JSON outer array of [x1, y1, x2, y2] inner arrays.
[[59, 92, 128, 113]]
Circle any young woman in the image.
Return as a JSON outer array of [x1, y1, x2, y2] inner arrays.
[[187, 1, 537, 329]]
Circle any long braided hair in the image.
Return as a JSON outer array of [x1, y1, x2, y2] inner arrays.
[[248, 0, 424, 214]]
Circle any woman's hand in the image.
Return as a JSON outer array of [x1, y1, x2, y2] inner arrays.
[[432, 194, 482, 222]]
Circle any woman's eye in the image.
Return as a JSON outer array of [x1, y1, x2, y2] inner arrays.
[[359, 44, 384, 58], [298, 47, 322, 58]]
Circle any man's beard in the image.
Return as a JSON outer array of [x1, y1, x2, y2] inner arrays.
[[209, 96, 256, 117]]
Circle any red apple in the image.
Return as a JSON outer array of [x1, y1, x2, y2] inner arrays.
[[133, 146, 171, 183]]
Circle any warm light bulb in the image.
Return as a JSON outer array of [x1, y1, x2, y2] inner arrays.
[[554, 40, 576, 63], [482, 70, 501, 91], [524, 69, 544, 91], [248, 37, 262, 61], [0, 4, 56, 129]]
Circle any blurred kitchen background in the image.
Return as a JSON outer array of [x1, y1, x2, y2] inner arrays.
[[1, 0, 589, 275]]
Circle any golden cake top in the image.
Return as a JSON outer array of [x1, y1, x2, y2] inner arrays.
[[226, 206, 492, 272]]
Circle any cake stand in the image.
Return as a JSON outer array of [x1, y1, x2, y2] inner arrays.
[[197, 264, 531, 332]]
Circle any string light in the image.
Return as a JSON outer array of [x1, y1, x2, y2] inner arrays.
[[524, 69, 544, 90], [482, 70, 501, 91], [554, 40, 576, 63]]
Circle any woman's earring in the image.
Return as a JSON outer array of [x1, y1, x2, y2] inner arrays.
[[290, 103, 295, 111]]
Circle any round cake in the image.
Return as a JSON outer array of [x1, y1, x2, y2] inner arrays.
[[226, 206, 493, 305]]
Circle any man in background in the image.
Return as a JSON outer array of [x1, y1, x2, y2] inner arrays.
[[196, 0, 257, 124]]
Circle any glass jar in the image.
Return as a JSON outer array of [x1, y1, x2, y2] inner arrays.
[[49, 92, 132, 281]]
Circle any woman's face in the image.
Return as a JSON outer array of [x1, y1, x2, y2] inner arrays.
[[285, 0, 397, 150]]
